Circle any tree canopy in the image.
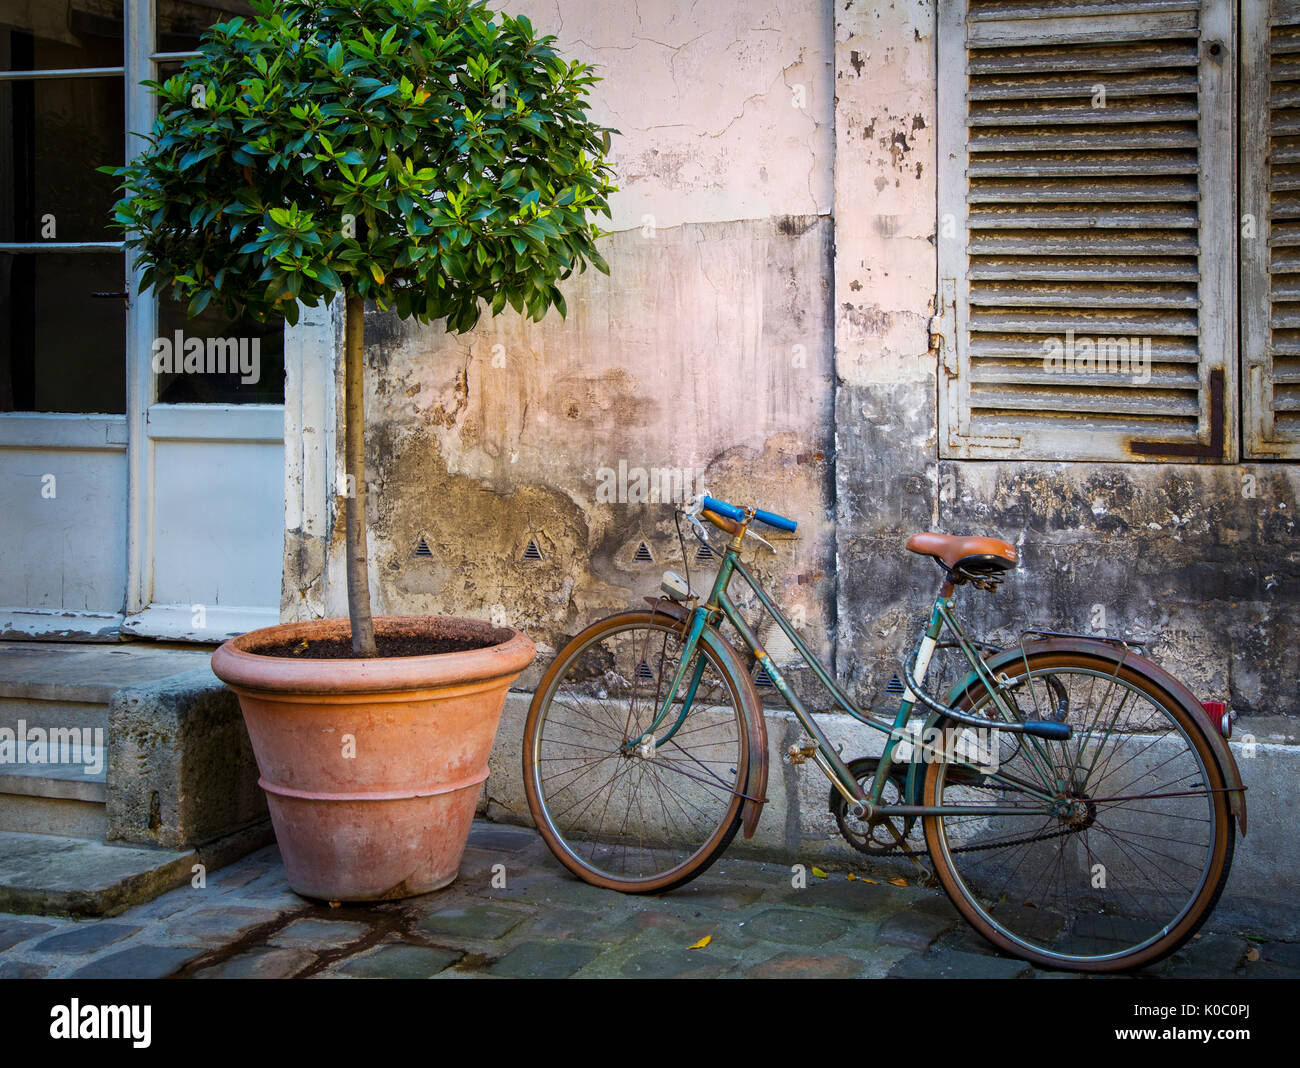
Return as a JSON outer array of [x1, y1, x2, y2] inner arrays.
[[111, 0, 617, 332]]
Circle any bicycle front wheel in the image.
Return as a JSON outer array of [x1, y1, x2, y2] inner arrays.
[[523, 611, 752, 893], [922, 651, 1234, 972]]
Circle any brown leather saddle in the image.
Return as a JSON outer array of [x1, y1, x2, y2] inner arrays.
[[906, 532, 1018, 577]]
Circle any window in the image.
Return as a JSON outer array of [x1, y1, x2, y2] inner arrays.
[[937, 0, 1237, 462]]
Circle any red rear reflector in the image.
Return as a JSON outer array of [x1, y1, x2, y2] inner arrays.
[[1203, 700, 1231, 738]]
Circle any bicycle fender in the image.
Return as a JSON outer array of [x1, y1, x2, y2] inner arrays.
[[642, 597, 768, 838], [930, 638, 1247, 836]]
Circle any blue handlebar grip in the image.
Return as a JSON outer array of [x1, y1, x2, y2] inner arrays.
[[753, 508, 798, 533], [701, 496, 797, 533], [1023, 721, 1071, 741], [701, 496, 745, 521]]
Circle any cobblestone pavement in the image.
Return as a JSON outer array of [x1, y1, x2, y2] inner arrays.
[[1, 821, 1294, 980]]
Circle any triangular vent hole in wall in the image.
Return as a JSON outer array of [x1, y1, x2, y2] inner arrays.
[[522, 538, 545, 562], [633, 541, 654, 563]]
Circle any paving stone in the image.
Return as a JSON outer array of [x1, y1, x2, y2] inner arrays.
[[268, 918, 371, 949], [417, 903, 529, 941], [0, 960, 52, 978], [335, 943, 463, 978], [1241, 960, 1300, 979], [467, 824, 541, 854], [1258, 941, 1300, 968], [67, 945, 206, 979], [34, 922, 141, 955], [130, 893, 195, 921], [741, 907, 853, 947], [877, 908, 958, 950], [0, 918, 55, 951], [610, 948, 729, 979], [907, 892, 962, 919], [208, 865, 269, 891], [164, 906, 282, 944], [666, 883, 767, 910], [476, 870, 624, 909], [888, 950, 1032, 979], [523, 907, 612, 940], [487, 940, 601, 979], [195, 947, 316, 979], [766, 875, 927, 912], [1165, 933, 1248, 977], [749, 951, 869, 979], [933, 925, 1005, 958]]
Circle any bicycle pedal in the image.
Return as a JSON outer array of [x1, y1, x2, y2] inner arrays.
[[787, 741, 818, 765]]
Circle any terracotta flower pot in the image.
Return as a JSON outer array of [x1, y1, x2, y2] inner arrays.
[[211, 616, 535, 902]]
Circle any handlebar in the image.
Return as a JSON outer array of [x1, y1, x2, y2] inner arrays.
[[700, 495, 798, 533]]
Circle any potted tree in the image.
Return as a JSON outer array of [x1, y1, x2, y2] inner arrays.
[[111, 0, 615, 901]]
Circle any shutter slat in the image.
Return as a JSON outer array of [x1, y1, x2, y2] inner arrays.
[[969, 69, 1197, 100], [969, 366, 1200, 389], [969, 308, 1199, 334], [970, 125, 1198, 151], [970, 230, 1197, 255], [969, 176, 1199, 201], [969, 150, 1195, 176], [969, 1, 1199, 19], [970, 256, 1198, 281], [970, 335, 1201, 360], [969, 386, 1200, 416], [969, 203, 1198, 228], [969, 280, 1198, 308], [968, 98, 1198, 125]]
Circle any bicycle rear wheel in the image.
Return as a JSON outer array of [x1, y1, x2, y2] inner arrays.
[[921, 651, 1234, 972], [523, 611, 751, 893]]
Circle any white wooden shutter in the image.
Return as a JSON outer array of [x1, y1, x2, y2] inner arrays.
[[937, 0, 1236, 462], [1244, 0, 1300, 458]]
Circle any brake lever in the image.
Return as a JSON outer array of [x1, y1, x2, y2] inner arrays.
[[687, 513, 714, 547], [746, 529, 776, 554]]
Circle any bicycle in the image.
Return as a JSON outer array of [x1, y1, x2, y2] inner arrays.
[[522, 494, 1247, 972]]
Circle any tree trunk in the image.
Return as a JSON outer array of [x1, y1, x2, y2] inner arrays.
[[343, 293, 378, 657]]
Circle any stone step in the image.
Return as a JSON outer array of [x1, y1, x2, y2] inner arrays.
[[0, 640, 215, 711], [0, 642, 215, 842], [0, 741, 107, 837], [0, 830, 197, 917], [0, 696, 108, 733]]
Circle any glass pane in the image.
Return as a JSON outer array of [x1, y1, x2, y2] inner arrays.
[[155, 296, 285, 405], [158, 1, 258, 52], [0, 252, 126, 413], [0, 1, 123, 71], [0, 74, 124, 244]]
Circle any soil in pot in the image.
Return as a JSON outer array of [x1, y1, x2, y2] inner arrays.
[[255, 633, 494, 658]]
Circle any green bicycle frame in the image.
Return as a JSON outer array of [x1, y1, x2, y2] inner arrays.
[[629, 537, 1060, 819]]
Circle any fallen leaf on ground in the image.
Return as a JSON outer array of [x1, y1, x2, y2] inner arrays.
[[687, 935, 711, 950], [1245, 947, 1260, 962], [811, 866, 829, 879], [888, 877, 908, 887]]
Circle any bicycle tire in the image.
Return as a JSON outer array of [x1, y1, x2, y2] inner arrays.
[[921, 649, 1234, 973], [523, 610, 752, 893]]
